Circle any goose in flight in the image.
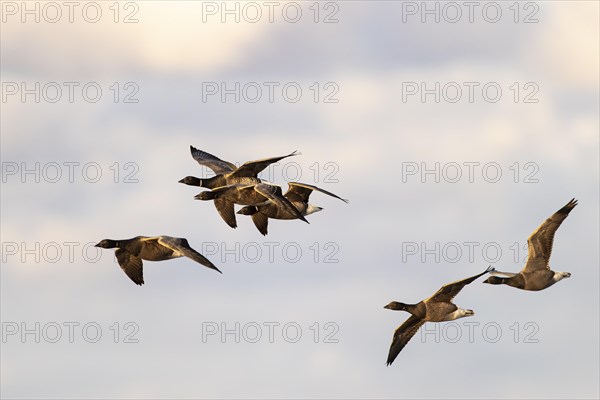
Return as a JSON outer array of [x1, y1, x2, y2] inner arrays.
[[95, 236, 221, 285], [384, 266, 494, 365], [178, 146, 299, 228], [178, 146, 299, 189], [236, 182, 349, 235], [195, 182, 309, 227], [483, 198, 577, 291]]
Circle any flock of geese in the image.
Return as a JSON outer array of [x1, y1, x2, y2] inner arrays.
[[384, 198, 577, 365], [179, 146, 348, 233], [93, 147, 578, 366], [95, 146, 349, 284]]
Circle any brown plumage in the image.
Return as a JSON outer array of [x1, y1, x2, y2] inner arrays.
[[195, 182, 309, 226], [236, 182, 349, 235], [179, 146, 299, 190], [178, 146, 299, 228], [483, 198, 577, 291], [384, 266, 494, 365], [95, 236, 221, 285]]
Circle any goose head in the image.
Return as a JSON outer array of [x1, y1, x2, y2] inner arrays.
[[384, 301, 408, 311], [194, 191, 216, 201], [237, 206, 258, 216], [95, 239, 119, 249], [178, 176, 202, 187]]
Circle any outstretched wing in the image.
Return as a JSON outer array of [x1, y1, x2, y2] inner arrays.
[[429, 266, 495, 303], [229, 151, 299, 178], [524, 198, 578, 272], [158, 237, 221, 273], [190, 146, 236, 174], [386, 316, 425, 366], [285, 182, 349, 204], [254, 183, 309, 224], [214, 198, 237, 229], [115, 248, 144, 285], [251, 212, 269, 236]]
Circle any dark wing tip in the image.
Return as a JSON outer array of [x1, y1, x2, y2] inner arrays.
[[256, 219, 268, 236], [485, 265, 495, 273], [570, 198, 578, 207], [561, 198, 578, 213], [226, 219, 238, 229]]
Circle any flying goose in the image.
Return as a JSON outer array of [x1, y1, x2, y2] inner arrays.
[[95, 236, 221, 285], [195, 182, 309, 226], [236, 182, 349, 235], [178, 146, 299, 189], [384, 266, 494, 365], [483, 198, 577, 291], [178, 146, 299, 228]]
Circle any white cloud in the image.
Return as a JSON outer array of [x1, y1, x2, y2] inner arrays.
[[526, 2, 600, 87]]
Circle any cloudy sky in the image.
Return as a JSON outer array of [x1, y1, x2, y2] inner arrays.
[[1, 1, 598, 398]]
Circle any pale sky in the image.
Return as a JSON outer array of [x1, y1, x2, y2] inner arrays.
[[1, 1, 599, 399]]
